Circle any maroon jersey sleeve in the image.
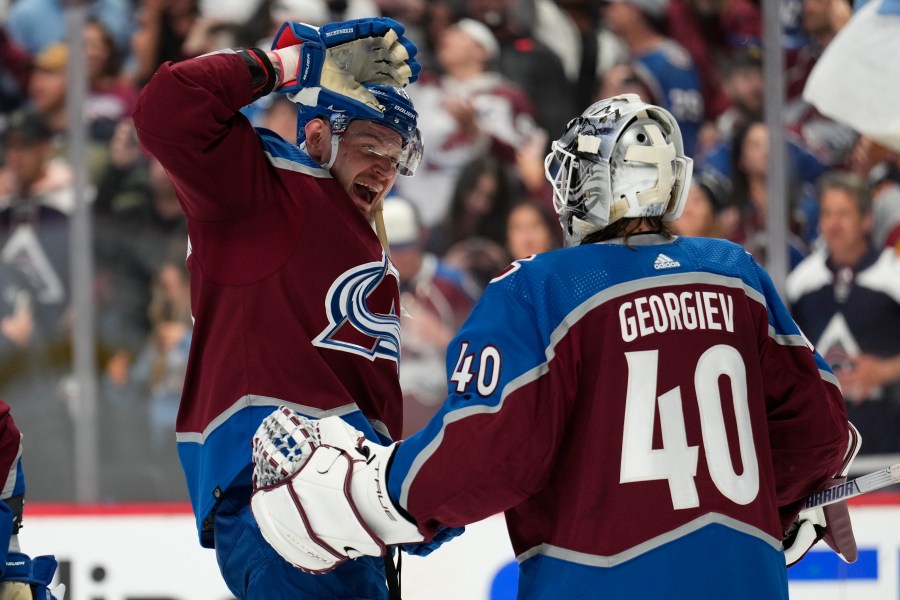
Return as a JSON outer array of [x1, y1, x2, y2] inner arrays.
[[134, 52, 280, 222], [753, 262, 849, 529]]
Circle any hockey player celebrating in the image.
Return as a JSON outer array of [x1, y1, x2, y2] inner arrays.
[[248, 94, 860, 598], [133, 16, 460, 600]]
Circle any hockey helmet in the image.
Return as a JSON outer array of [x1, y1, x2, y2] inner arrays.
[[296, 83, 423, 176], [544, 94, 693, 246]]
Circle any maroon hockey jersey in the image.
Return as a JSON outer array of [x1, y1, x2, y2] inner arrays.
[[134, 52, 403, 542]]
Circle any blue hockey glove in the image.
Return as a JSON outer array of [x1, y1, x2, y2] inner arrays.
[[0, 553, 65, 599], [270, 18, 421, 118], [402, 525, 465, 557]]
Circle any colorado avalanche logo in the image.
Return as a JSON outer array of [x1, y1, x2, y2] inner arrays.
[[312, 254, 401, 365]]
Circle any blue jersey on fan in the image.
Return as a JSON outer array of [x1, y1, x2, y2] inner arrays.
[[388, 234, 848, 599], [633, 41, 704, 156]]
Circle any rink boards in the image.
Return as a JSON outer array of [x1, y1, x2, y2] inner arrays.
[[23, 493, 900, 600]]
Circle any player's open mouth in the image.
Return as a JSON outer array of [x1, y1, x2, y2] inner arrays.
[[354, 182, 380, 205]]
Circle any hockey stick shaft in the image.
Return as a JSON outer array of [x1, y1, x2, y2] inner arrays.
[[803, 464, 900, 510]]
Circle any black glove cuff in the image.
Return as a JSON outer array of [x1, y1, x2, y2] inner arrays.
[[238, 48, 277, 100], [4, 494, 23, 534]]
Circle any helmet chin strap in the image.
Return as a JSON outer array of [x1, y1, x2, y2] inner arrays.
[[325, 134, 341, 171]]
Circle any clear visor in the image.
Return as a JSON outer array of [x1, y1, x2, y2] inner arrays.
[[334, 118, 423, 177], [397, 128, 423, 177], [355, 132, 422, 176]]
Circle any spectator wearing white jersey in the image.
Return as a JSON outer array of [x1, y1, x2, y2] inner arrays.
[[393, 17, 543, 227]]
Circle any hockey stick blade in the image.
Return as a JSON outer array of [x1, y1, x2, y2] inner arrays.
[[803, 464, 900, 510]]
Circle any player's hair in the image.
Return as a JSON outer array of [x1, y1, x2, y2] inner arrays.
[[582, 215, 672, 245]]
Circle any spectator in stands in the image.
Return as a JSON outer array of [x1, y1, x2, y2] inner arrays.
[[93, 120, 188, 391], [84, 18, 140, 142], [464, 0, 576, 142], [670, 170, 728, 239], [786, 0, 851, 103], [848, 135, 900, 252], [531, 0, 629, 111], [664, 0, 733, 126], [597, 62, 654, 101], [0, 110, 71, 336], [724, 119, 812, 267], [24, 42, 114, 184], [783, 0, 857, 167], [698, 48, 831, 201], [505, 198, 559, 260], [713, 47, 764, 145], [602, 0, 706, 156], [369, 0, 425, 50], [394, 17, 542, 227], [0, 265, 35, 370], [131, 0, 200, 87], [427, 152, 519, 258], [0, 109, 74, 500], [25, 44, 68, 138], [382, 196, 476, 436], [6, 0, 132, 56], [787, 170, 900, 454]]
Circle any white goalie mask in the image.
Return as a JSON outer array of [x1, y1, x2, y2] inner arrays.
[[544, 94, 693, 246]]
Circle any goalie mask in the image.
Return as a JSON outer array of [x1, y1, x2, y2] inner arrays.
[[296, 83, 423, 176], [544, 94, 693, 246]]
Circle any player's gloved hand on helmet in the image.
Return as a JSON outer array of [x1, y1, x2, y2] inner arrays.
[[270, 18, 421, 118], [250, 409, 425, 573], [401, 524, 465, 557], [0, 552, 65, 599]]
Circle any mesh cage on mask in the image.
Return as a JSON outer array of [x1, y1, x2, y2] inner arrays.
[[544, 94, 693, 246]]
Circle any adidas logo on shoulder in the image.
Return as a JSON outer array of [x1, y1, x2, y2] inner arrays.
[[653, 253, 681, 270]]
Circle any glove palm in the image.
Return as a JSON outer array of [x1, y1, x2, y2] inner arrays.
[[272, 18, 421, 117]]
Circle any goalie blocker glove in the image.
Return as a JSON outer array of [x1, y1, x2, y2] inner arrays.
[[250, 413, 424, 573], [268, 18, 421, 118]]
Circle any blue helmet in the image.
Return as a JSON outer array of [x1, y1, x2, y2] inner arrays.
[[296, 84, 423, 176]]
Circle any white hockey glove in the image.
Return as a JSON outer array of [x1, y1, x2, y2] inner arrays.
[[249, 408, 424, 574], [270, 18, 421, 117], [784, 424, 861, 567]]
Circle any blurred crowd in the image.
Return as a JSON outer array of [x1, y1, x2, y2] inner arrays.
[[0, 0, 898, 502]]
